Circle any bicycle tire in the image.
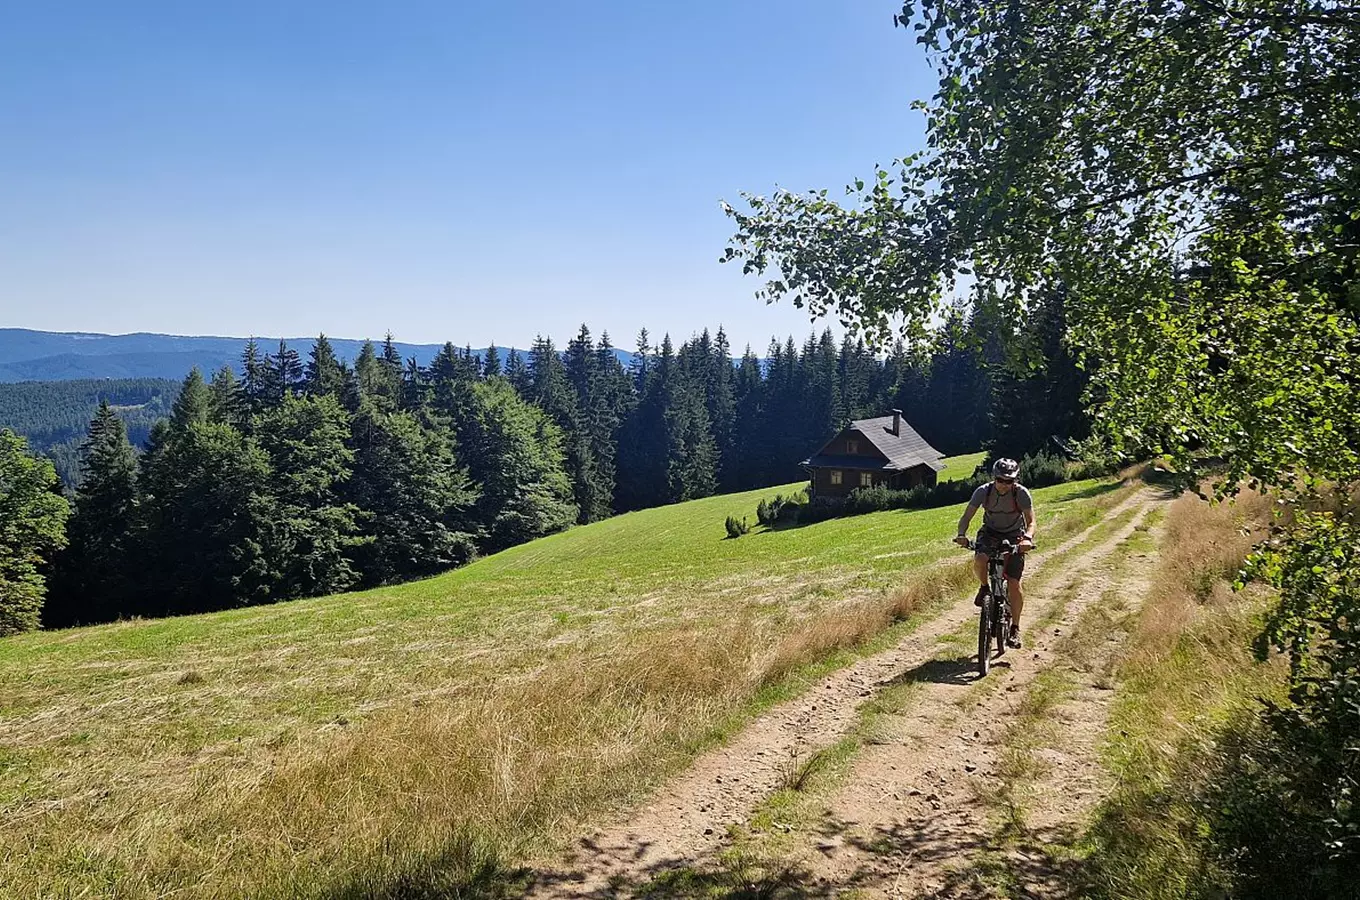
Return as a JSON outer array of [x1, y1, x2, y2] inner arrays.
[[977, 597, 991, 676], [995, 582, 1009, 657]]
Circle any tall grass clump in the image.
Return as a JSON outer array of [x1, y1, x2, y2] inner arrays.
[[1077, 488, 1295, 899]]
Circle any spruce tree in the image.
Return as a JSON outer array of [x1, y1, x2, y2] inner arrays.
[[274, 339, 304, 400], [304, 334, 344, 397], [504, 348, 532, 396], [989, 288, 1089, 456], [594, 331, 635, 510], [629, 328, 652, 393], [708, 327, 738, 490], [239, 338, 268, 421], [347, 401, 478, 585], [662, 335, 718, 502], [380, 332, 404, 391], [46, 402, 139, 626], [255, 394, 360, 598], [616, 333, 668, 511], [170, 368, 210, 433], [208, 365, 245, 427], [428, 343, 478, 438], [482, 343, 502, 378], [732, 346, 764, 490], [806, 328, 842, 451], [355, 340, 399, 408], [530, 334, 600, 523], [564, 325, 617, 521], [138, 420, 274, 614], [461, 379, 577, 550], [401, 358, 428, 411]]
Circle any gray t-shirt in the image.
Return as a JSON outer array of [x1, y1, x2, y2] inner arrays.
[[969, 482, 1033, 536]]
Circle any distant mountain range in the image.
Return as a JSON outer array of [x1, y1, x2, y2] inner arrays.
[[0, 329, 630, 382]]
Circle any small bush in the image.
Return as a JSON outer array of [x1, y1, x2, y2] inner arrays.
[[755, 498, 774, 527], [756, 490, 809, 528], [723, 515, 749, 539]]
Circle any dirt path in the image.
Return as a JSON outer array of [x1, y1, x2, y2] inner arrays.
[[794, 498, 1162, 898], [527, 486, 1163, 898]]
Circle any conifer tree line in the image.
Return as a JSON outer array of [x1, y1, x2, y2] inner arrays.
[[2, 300, 1084, 631]]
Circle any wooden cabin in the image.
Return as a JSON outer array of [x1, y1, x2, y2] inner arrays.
[[802, 409, 945, 499]]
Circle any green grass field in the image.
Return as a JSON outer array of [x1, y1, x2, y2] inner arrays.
[[938, 450, 987, 481], [0, 453, 1122, 897]]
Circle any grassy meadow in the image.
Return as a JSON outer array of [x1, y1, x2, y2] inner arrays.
[[0, 454, 1122, 897]]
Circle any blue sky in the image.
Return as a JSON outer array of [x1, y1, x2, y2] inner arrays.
[[0, 2, 936, 351]]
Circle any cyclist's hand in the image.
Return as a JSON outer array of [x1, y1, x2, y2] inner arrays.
[[1017, 537, 1035, 553], [953, 535, 970, 548]]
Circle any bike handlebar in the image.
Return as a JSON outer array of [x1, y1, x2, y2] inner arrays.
[[957, 537, 1035, 556]]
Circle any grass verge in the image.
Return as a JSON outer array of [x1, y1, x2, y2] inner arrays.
[[1074, 488, 1281, 899]]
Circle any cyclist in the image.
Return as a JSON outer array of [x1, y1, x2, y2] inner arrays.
[[953, 458, 1036, 648]]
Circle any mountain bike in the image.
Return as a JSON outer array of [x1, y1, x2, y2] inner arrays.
[[962, 537, 1023, 676]]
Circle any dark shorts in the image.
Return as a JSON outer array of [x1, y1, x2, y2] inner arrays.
[[976, 528, 1026, 579]]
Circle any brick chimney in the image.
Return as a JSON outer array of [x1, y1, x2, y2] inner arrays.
[[892, 408, 902, 436]]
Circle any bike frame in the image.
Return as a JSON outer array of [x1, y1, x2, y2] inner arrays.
[[966, 538, 1017, 676]]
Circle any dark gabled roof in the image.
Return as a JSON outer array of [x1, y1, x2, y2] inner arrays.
[[804, 413, 946, 472], [853, 414, 947, 471]]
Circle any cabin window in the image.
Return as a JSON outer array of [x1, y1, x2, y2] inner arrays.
[[847, 439, 859, 454], [830, 470, 843, 485], [860, 472, 873, 487]]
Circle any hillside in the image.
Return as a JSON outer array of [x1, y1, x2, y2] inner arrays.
[[0, 462, 1126, 898], [0, 378, 180, 484], [0, 328, 590, 382]]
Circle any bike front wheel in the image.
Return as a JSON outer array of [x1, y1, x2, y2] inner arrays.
[[977, 601, 992, 676]]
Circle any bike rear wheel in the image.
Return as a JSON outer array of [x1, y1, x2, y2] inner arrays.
[[991, 575, 1008, 657], [977, 600, 992, 676]]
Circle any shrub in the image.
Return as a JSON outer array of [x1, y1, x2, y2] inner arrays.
[[1017, 450, 1068, 487], [756, 490, 808, 528], [1215, 509, 1360, 894], [723, 515, 749, 539], [797, 496, 846, 524], [755, 498, 774, 527], [1068, 437, 1123, 480]]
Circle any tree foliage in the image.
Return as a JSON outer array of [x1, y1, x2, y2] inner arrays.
[[725, 0, 1359, 491], [0, 430, 68, 635]]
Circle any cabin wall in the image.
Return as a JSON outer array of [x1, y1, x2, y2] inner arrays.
[[810, 466, 886, 498], [810, 463, 937, 498]]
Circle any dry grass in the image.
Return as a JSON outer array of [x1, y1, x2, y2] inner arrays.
[[1120, 488, 1273, 677], [755, 561, 974, 689], [0, 556, 979, 899]]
